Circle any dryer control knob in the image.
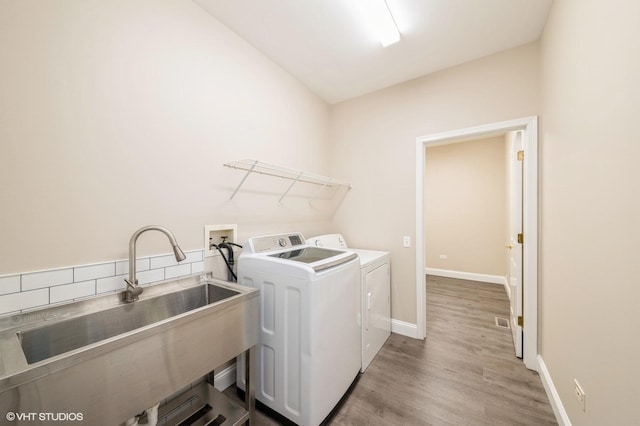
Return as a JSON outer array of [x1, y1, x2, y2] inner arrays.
[[278, 237, 287, 247]]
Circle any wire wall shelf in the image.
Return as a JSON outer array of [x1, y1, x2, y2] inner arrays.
[[223, 159, 351, 202]]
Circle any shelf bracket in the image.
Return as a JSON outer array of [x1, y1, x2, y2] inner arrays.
[[278, 171, 304, 203], [229, 160, 258, 201]]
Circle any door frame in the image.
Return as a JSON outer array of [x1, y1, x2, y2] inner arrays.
[[507, 130, 524, 358], [415, 116, 538, 371]]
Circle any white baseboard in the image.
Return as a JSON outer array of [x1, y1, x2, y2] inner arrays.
[[213, 364, 237, 391], [537, 355, 571, 426], [391, 319, 418, 338], [425, 267, 507, 286]]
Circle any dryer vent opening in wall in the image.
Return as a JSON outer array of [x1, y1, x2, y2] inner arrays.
[[495, 317, 510, 329]]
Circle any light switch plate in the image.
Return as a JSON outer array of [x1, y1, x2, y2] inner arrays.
[[403, 236, 411, 248]]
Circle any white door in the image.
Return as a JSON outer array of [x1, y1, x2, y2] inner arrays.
[[507, 131, 524, 358]]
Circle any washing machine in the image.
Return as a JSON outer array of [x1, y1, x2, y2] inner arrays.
[[307, 234, 391, 372], [236, 232, 361, 426]]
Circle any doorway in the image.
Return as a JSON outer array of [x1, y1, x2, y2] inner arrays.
[[415, 117, 538, 371]]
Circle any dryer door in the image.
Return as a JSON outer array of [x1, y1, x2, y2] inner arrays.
[[362, 262, 391, 371]]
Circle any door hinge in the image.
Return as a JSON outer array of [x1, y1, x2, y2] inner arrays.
[[517, 316, 524, 327], [517, 150, 524, 161], [517, 233, 524, 244]]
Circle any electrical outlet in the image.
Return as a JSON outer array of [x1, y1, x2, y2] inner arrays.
[[574, 379, 586, 412], [403, 236, 411, 248]]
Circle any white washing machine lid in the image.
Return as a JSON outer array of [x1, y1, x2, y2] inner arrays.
[[268, 246, 357, 271], [242, 232, 357, 273]]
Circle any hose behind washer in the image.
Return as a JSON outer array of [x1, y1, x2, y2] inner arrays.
[[210, 242, 243, 282]]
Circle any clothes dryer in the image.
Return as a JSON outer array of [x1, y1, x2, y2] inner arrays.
[[306, 234, 391, 372]]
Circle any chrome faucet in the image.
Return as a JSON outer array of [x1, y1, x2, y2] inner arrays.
[[123, 225, 187, 303]]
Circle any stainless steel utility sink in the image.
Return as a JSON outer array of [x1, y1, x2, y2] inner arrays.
[[0, 275, 259, 425], [19, 283, 239, 364]]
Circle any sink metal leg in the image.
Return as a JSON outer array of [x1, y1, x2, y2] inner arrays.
[[244, 346, 255, 425]]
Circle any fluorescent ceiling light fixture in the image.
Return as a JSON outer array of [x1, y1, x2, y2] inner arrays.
[[363, 0, 401, 47]]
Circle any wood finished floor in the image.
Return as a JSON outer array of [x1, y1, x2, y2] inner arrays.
[[226, 275, 557, 425]]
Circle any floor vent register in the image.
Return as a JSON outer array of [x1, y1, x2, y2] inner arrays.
[[494, 317, 511, 329]]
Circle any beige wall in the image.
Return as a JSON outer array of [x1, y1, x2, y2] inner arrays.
[[539, 0, 640, 424], [329, 43, 539, 323], [424, 136, 507, 277], [0, 0, 335, 274]]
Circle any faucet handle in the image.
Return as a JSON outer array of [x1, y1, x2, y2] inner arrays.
[[124, 278, 138, 288], [123, 278, 143, 302]]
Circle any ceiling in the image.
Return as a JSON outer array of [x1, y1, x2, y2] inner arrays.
[[194, 0, 552, 104]]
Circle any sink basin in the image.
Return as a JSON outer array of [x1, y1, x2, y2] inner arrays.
[[0, 275, 259, 425], [20, 283, 239, 364]]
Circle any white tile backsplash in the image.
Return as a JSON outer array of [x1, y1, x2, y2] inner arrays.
[[185, 251, 203, 263], [0, 275, 21, 296], [74, 263, 115, 282], [97, 275, 127, 294], [165, 263, 192, 280], [22, 268, 73, 291], [137, 268, 166, 285], [115, 258, 150, 276], [0, 249, 206, 316], [51, 280, 96, 304], [149, 250, 203, 270], [150, 254, 180, 269], [191, 261, 205, 274], [0, 289, 49, 315]]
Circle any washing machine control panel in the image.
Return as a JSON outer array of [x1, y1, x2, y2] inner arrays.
[[248, 232, 306, 253]]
